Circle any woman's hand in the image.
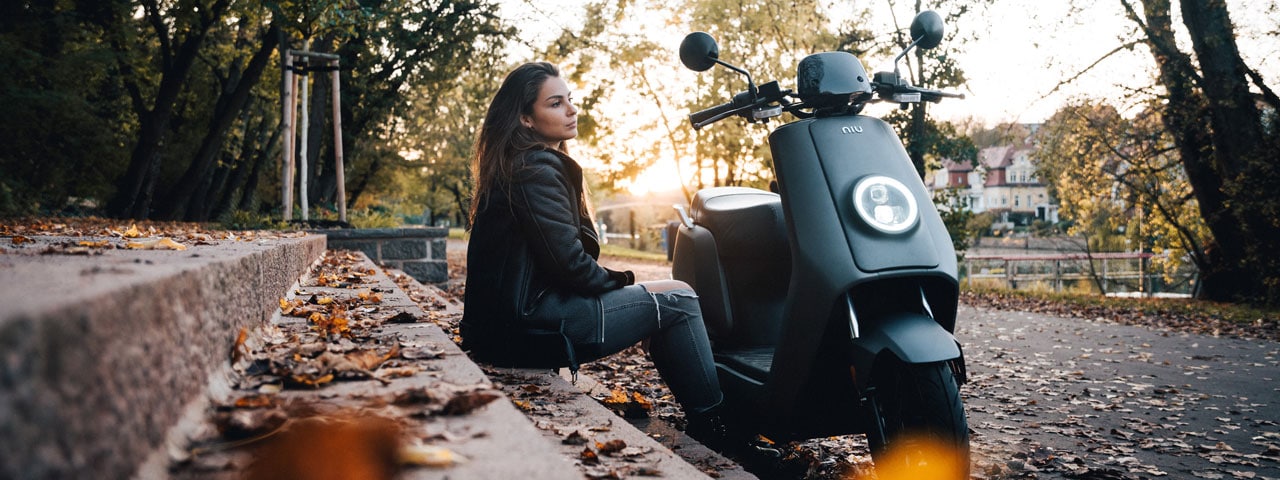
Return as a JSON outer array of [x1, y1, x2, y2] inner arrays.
[[605, 268, 636, 287]]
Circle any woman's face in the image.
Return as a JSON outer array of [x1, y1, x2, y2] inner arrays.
[[522, 76, 577, 148]]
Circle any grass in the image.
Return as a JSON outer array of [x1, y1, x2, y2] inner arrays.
[[600, 243, 669, 263]]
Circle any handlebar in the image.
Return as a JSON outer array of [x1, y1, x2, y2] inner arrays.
[[690, 100, 741, 127]]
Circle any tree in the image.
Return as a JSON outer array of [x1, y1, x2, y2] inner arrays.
[[389, 47, 510, 228], [156, 16, 280, 221], [680, 0, 855, 190], [881, 0, 990, 179], [0, 0, 133, 216], [104, 0, 235, 219], [1035, 100, 1210, 291], [326, 0, 508, 213], [1120, 0, 1280, 305]]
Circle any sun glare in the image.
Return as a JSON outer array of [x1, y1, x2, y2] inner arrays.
[[623, 160, 682, 196]]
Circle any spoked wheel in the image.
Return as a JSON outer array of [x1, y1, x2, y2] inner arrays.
[[868, 357, 969, 479]]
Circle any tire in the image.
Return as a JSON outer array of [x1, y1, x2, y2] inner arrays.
[[868, 358, 970, 479]]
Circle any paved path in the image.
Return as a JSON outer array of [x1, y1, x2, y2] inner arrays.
[[960, 305, 1280, 479]]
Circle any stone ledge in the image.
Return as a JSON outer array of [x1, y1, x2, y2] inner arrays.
[[0, 234, 326, 480], [319, 227, 448, 240], [390, 272, 755, 479]]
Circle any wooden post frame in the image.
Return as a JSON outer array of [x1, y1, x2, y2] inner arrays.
[[281, 49, 344, 224]]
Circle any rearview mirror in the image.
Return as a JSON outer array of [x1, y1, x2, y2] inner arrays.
[[910, 10, 944, 50], [679, 32, 720, 72]]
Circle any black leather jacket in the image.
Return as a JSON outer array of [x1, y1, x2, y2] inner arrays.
[[461, 149, 632, 370]]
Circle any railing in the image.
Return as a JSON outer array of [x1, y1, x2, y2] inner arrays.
[[961, 252, 1194, 297]]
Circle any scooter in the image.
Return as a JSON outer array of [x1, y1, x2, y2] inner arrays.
[[671, 10, 969, 472]]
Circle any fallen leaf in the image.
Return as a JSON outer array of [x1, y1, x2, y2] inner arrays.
[[580, 447, 600, 465], [233, 394, 276, 409], [231, 327, 249, 364], [289, 373, 334, 388], [563, 430, 590, 445], [125, 237, 187, 251], [345, 343, 400, 370], [441, 391, 500, 415], [399, 444, 461, 468], [597, 439, 627, 455], [246, 414, 400, 480]]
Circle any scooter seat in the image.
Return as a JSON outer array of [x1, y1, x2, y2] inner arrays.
[[690, 187, 786, 259], [687, 187, 791, 349]]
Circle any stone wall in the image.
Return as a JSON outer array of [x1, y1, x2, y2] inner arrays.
[[320, 227, 449, 284]]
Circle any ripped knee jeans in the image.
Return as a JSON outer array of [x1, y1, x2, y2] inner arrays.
[[568, 280, 724, 413]]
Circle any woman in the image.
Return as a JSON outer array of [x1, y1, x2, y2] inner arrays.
[[460, 62, 730, 440]]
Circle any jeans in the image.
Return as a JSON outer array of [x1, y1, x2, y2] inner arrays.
[[565, 279, 724, 413]]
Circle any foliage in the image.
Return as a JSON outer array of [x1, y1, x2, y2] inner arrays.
[[344, 208, 401, 229], [1116, 0, 1280, 305], [389, 45, 511, 229], [1037, 99, 1210, 285], [218, 209, 292, 230], [0, 0, 510, 224], [882, 0, 991, 179], [932, 187, 977, 254]]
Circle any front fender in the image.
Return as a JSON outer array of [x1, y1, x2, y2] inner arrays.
[[850, 312, 961, 386]]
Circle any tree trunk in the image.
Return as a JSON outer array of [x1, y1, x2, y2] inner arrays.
[[158, 22, 278, 220], [1131, 0, 1279, 304], [105, 0, 232, 219], [1178, 0, 1280, 303]]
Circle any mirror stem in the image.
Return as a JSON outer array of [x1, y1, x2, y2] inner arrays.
[[891, 36, 923, 81], [714, 58, 758, 99]]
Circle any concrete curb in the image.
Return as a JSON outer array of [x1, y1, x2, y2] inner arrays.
[[392, 272, 755, 479], [0, 233, 326, 480], [160, 250, 579, 480]]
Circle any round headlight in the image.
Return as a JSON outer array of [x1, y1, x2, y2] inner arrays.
[[852, 175, 919, 234]]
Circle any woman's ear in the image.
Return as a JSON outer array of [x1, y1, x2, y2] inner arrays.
[[520, 115, 532, 128]]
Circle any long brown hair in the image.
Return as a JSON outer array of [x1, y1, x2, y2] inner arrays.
[[470, 62, 574, 225]]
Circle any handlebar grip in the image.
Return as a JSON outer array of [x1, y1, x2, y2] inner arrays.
[[690, 101, 739, 127]]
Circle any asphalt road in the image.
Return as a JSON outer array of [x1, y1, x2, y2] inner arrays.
[[600, 252, 1280, 479], [959, 305, 1280, 479]]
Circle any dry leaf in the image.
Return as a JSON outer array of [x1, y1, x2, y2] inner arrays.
[[441, 391, 500, 415], [345, 343, 400, 370], [597, 439, 627, 455], [399, 445, 462, 468], [246, 415, 400, 480], [289, 373, 334, 388], [233, 394, 276, 409], [124, 237, 187, 251]]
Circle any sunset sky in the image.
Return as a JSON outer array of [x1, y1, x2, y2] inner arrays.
[[492, 0, 1278, 194]]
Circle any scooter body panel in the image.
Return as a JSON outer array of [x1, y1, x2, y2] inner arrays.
[[755, 116, 960, 438], [849, 311, 962, 368]]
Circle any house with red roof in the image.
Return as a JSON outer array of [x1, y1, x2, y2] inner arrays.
[[929, 138, 1058, 229]]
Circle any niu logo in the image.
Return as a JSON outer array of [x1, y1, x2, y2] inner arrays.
[[841, 125, 864, 134]]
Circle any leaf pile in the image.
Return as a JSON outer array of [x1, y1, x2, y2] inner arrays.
[[962, 290, 1280, 342], [175, 250, 504, 478], [0, 216, 306, 256]]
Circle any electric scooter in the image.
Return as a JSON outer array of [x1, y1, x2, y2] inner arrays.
[[671, 10, 969, 472]]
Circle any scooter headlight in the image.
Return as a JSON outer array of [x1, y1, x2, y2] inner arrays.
[[852, 175, 919, 234]]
